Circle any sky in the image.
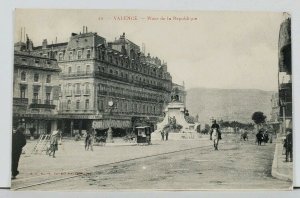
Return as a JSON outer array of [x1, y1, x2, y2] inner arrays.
[[15, 9, 284, 91]]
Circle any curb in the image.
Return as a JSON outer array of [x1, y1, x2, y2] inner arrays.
[[271, 141, 292, 182]]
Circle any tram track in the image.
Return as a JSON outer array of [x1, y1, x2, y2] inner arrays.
[[13, 143, 217, 190]]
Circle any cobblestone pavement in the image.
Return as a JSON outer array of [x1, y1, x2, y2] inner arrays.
[[13, 134, 292, 191]]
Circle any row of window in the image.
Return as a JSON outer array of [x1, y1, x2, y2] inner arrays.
[[98, 84, 164, 101], [64, 99, 90, 110], [62, 99, 162, 115], [19, 57, 52, 65], [98, 49, 163, 78], [19, 86, 52, 100], [20, 71, 52, 83], [57, 49, 92, 61]]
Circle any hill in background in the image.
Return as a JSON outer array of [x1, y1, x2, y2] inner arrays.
[[186, 88, 274, 124]]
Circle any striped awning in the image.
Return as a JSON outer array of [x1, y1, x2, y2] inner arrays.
[[92, 119, 131, 129]]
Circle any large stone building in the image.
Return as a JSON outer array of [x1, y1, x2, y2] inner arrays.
[[278, 15, 292, 133], [13, 37, 61, 135], [28, 29, 173, 136]]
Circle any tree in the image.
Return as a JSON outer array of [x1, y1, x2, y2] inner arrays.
[[252, 112, 266, 125], [252, 112, 266, 130]]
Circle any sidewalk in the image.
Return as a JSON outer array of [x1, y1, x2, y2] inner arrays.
[[271, 136, 293, 182]]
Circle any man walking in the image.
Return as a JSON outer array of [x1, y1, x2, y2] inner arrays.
[[11, 126, 27, 179], [285, 129, 293, 162]]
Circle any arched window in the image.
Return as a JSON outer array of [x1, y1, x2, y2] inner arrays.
[[21, 71, 26, 81]]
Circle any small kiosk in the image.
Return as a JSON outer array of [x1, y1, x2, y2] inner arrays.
[[135, 126, 152, 145]]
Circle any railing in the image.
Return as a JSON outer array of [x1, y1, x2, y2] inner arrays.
[[32, 99, 41, 104], [82, 89, 91, 95], [13, 98, 28, 106], [44, 100, 53, 105], [30, 99, 56, 109], [60, 71, 94, 77], [74, 90, 81, 96], [14, 56, 59, 70], [60, 109, 96, 114], [65, 90, 72, 96]]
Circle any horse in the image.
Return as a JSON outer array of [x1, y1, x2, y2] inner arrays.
[[211, 128, 220, 150]]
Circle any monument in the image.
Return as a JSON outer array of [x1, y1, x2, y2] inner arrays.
[[152, 94, 198, 140]]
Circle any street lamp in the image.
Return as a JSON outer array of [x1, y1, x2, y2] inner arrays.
[[280, 98, 286, 134], [106, 100, 117, 143]]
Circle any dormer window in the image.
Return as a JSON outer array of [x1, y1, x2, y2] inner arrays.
[[35, 59, 40, 63], [58, 53, 63, 61]]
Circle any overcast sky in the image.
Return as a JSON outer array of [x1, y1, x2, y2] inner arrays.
[[15, 9, 284, 91]]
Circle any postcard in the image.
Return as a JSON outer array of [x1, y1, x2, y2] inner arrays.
[[11, 9, 292, 190]]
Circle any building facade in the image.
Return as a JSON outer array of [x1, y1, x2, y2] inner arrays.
[[13, 38, 61, 135], [278, 16, 292, 133], [29, 30, 173, 136]]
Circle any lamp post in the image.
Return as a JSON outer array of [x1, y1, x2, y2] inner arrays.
[[106, 100, 117, 143], [280, 99, 286, 134]]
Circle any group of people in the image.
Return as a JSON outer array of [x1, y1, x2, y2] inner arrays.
[[160, 130, 169, 141], [11, 127, 61, 179], [256, 129, 270, 146]]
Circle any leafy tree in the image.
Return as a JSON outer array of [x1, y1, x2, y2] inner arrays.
[[252, 112, 266, 131], [251, 112, 266, 125]]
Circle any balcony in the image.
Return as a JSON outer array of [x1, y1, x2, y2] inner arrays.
[[13, 98, 28, 106], [65, 90, 72, 96], [82, 89, 91, 96], [74, 90, 82, 96], [29, 99, 56, 109], [61, 71, 94, 78]]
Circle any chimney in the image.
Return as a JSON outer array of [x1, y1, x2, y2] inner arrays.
[[86, 26, 88, 33], [42, 39, 48, 49], [83, 26, 85, 34]]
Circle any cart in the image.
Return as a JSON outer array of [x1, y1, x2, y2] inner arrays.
[[135, 126, 152, 145]]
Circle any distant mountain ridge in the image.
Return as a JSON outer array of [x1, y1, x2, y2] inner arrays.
[[185, 87, 274, 124]]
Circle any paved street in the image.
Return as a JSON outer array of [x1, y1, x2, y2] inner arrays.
[[12, 134, 291, 191]]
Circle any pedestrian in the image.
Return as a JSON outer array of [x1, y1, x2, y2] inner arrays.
[[85, 131, 93, 151], [11, 126, 27, 179], [285, 129, 293, 162], [161, 130, 165, 141], [48, 130, 59, 158], [165, 129, 169, 141], [256, 129, 264, 146]]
